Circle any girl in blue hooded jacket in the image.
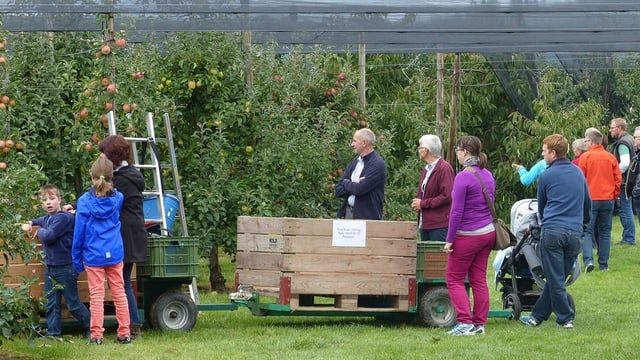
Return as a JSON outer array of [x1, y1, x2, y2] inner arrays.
[[72, 155, 131, 345]]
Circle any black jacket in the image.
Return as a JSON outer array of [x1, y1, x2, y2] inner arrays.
[[113, 165, 148, 263]]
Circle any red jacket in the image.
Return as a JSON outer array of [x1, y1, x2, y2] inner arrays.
[[579, 144, 621, 200], [416, 158, 455, 229]]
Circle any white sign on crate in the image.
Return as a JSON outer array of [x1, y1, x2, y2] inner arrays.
[[332, 219, 366, 247]]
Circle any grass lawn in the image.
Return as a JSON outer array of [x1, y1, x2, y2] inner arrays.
[[2, 217, 639, 360]]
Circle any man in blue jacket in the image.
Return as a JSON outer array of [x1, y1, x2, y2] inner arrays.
[[521, 134, 591, 330], [335, 128, 387, 220]]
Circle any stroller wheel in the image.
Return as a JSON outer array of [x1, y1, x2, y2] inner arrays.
[[567, 293, 576, 314], [417, 287, 456, 328], [503, 292, 522, 320]]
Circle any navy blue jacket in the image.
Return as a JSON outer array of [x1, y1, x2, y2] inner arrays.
[[32, 211, 75, 266], [537, 158, 591, 232], [335, 150, 387, 220], [72, 187, 124, 272]]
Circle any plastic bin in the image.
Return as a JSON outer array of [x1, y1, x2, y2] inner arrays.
[[143, 194, 180, 231], [137, 237, 199, 278], [416, 241, 447, 281]]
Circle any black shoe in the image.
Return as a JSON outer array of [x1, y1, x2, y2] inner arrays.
[[88, 338, 103, 345], [617, 241, 636, 246], [116, 336, 132, 345]]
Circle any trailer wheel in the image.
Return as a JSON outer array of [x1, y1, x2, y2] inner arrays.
[[150, 291, 197, 331], [418, 287, 456, 328]]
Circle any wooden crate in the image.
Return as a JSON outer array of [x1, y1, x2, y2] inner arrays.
[[1, 229, 136, 311], [236, 216, 418, 311]]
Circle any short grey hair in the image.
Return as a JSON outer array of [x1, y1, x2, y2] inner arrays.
[[572, 138, 588, 152], [585, 127, 604, 145], [356, 128, 376, 147], [418, 134, 443, 157]]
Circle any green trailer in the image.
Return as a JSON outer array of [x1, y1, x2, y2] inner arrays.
[[228, 240, 512, 327]]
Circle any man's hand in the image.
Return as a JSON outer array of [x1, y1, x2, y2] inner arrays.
[[411, 198, 421, 212]]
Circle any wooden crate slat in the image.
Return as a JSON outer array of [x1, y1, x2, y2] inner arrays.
[[237, 216, 287, 234], [236, 269, 282, 289], [237, 233, 284, 252], [282, 254, 415, 275], [1, 263, 44, 281], [365, 220, 417, 239], [283, 218, 333, 236], [282, 236, 417, 257], [288, 273, 411, 295], [236, 251, 283, 271]]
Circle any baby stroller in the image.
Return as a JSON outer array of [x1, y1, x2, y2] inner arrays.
[[493, 199, 581, 320]]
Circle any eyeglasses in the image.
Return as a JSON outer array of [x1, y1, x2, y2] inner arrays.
[[455, 148, 464, 152], [417, 146, 426, 151]]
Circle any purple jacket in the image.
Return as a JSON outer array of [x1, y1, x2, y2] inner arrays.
[[446, 166, 495, 243], [416, 158, 455, 230]]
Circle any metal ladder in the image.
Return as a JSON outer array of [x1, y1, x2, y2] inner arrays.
[[107, 111, 199, 305]]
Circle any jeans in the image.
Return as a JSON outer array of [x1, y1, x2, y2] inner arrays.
[[420, 227, 447, 242], [583, 200, 614, 270], [123, 262, 142, 325], [44, 264, 91, 336], [618, 193, 636, 245], [531, 227, 581, 325]]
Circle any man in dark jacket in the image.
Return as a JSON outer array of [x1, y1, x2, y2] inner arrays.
[[609, 117, 637, 246], [335, 128, 386, 220]]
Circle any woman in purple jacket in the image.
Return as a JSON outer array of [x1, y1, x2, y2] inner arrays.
[[444, 135, 496, 336]]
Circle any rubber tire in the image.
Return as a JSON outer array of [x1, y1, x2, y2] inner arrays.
[[149, 291, 198, 331], [503, 292, 522, 320], [417, 287, 456, 328]]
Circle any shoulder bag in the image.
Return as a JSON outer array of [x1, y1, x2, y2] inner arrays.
[[465, 167, 516, 250]]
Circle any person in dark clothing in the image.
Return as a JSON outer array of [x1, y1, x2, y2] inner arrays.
[[609, 117, 637, 246], [335, 128, 387, 220], [98, 134, 148, 339], [22, 184, 91, 338]]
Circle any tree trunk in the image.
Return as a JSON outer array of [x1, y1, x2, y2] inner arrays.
[[209, 245, 227, 292]]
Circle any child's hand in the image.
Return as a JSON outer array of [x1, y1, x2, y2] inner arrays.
[[21, 223, 31, 232]]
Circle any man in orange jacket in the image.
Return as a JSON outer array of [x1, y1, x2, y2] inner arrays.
[[579, 127, 621, 272]]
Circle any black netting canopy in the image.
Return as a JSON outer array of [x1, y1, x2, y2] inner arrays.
[[1, 0, 640, 53]]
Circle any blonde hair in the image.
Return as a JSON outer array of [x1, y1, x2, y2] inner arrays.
[[90, 156, 114, 197], [38, 184, 61, 201]]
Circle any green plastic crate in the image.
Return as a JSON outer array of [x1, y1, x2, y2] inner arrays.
[[416, 241, 447, 281], [137, 237, 199, 278]]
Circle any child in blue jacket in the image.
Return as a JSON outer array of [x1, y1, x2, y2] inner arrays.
[[72, 156, 131, 345], [22, 184, 91, 338]]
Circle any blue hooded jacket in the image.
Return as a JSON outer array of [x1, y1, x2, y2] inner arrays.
[[72, 186, 124, 273]]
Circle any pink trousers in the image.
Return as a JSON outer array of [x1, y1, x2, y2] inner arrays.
[[85, 262, 130, 339], [445, 231, 495, 326]]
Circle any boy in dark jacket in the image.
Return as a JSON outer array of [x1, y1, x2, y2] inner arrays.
[[22, 184, 90, 338]]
